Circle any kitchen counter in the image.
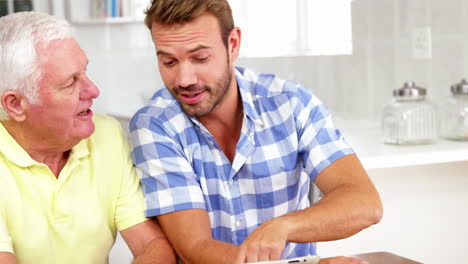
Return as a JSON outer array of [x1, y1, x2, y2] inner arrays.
[[334, 118, 468, 170]]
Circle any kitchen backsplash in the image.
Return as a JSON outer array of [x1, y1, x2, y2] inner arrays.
[[73, 0, 468, 122]]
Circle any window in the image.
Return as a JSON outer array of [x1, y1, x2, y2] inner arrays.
[[228, 0, 353, 58]]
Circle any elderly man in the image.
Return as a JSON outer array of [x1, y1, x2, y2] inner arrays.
[[130, 0, 382, 263], [0, 12, 176, 264]]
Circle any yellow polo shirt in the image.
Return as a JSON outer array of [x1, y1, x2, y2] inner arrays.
[[0, 114, 148, 264]]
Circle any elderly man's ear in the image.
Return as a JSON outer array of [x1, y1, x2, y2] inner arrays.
[[1, 91, 28, 122]]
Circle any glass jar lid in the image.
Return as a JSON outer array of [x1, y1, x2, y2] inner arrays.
[[450, 79, 468, 95], [393, 81, 426, 99]]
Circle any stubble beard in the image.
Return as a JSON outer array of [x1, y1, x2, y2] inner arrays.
[[174, 62, 232, 117]]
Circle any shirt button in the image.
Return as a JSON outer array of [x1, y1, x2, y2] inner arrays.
[[235, 220, 241, 228], [229, 179, 234, 184]]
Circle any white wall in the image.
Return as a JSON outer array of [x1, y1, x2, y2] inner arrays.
[[72, 23, 158, 118]]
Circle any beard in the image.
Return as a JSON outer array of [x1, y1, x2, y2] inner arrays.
[[171, 61, 233, 117]]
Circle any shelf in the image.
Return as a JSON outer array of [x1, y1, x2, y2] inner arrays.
[[66, 0, 148, 25], [335, 119, 468, 170]]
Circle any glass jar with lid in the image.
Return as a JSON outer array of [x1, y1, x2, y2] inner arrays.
[[382, 81, 438, 145], [438, 79, 468, 140]]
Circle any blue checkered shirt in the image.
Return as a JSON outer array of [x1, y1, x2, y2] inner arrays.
[[130, 67, 354, 259]]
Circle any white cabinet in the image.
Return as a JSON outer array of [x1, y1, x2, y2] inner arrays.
[[318, 161, 468, 264]]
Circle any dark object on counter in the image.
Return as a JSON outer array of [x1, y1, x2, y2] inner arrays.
[[351, 251, 423, 264], [14, 0, 33, 12], [0, 0, 34, 17], [0, 0, 8, 17]]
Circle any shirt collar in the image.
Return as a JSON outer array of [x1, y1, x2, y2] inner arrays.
[[0, 121, 89, 168], [0, 121, 37, 167], [235, 66, 264, 126], [70, 136, 89, 160]]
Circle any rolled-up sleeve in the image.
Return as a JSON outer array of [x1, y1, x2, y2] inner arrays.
[[131, 114, 206, 217], [295, 87, 354, 181]]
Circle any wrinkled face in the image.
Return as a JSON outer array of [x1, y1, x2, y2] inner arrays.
[[151, 13, 235, 117], [27, 38, 99, 148]]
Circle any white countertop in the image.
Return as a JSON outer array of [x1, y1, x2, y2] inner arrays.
[[335, 119, 468, 170]]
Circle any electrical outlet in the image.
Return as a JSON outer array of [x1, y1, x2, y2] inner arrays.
[[412, 27, 432, 59]]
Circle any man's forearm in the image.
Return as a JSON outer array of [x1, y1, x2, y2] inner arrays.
[[0, 252, 16, 264], [177, 238, 241, 264], [138, 237, 239, 264], [157, 209, 244, 264], [280, 154, 383, 243], [132, 236, 177, 264], [279, 184, 382, 243], [235, 183, 381, 262]]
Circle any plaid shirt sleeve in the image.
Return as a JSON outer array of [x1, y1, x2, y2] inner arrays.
[[130, 113, 206, 217], [293, 85, 354, 181]]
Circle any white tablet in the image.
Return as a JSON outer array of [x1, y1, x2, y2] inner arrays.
[[249, 255, 320, 264]]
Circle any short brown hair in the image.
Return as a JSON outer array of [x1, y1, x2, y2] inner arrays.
[[145, 0, 234, 47]]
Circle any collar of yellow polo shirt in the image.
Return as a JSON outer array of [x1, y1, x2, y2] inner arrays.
[[0, 114, 147, 264]]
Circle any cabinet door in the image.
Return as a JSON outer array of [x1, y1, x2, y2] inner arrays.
[[318, 161, 468, 264]]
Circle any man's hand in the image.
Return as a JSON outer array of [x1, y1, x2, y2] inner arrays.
[[318, 256, 368, 264], [236, 218, 289, 263]]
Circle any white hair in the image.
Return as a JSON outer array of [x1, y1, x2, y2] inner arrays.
[[0, 11, 74, 120]]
